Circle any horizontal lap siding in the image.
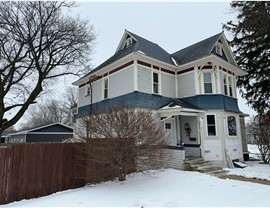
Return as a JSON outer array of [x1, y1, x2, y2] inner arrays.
[[138, 66, 151, 94], [78, 80, 102, 107], [161, 73, 175, 98], [163, 149, 185, 170], [109, 66, 134, 98], [178, 72, 195, 98]]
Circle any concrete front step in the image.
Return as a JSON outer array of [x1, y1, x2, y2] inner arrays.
[[184, 158, 226, 177]]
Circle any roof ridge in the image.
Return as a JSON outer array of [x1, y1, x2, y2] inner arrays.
[[172, 32, 223, 55]]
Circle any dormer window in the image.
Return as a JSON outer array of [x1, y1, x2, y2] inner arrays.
[[216, 43, 222, 56], [126, 37, 133, 47]]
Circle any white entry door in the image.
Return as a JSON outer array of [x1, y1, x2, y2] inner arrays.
[[164, 119, 176, 145]]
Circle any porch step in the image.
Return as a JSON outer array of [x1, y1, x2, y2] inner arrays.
[[184, 159, 227, 177]]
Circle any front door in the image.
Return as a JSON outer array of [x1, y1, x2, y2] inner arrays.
[[164, 119, 176, 145]]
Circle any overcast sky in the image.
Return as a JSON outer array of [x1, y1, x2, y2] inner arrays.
[[16, 2, 256, 127]]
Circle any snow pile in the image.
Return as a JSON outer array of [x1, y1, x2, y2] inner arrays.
[[227, 161, 270, 181], [2, 169, 270, 207]]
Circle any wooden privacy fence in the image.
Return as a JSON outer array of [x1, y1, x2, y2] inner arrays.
[[0, 143, 85, 205]]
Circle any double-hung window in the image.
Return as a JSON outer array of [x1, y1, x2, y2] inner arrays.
[[228, 76, 233, 97], [153, 72, 159, 94], [206, 115, 216, 136], [223, 74, 228, 96], [203, 72, 212, 94], [103, 78, 108, 99], [85, 84, 91, 96]]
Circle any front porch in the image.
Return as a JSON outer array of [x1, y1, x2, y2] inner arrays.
[[158, 99, 205, 159]]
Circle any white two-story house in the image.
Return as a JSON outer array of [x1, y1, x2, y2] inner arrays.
[[73, 30, 248, 167]]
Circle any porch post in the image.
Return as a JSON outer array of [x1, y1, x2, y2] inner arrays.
[[178, 115, 183, 147]]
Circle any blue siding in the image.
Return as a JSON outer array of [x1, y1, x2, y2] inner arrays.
[[77, 92, 173, 118], [181, 95, 241, 112]]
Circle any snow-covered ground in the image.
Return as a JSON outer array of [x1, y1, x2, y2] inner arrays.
[[2, 168, 270, 207], [2, 144, 270, 207], [225, 144, 270, 181]]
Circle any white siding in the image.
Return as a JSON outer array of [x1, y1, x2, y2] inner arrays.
[[138, 65, 151, 94], [109, 66, 134, 98], [163, 149, 185, 170], [161, 73, 175, 98], [178, 72, 195, 98], [92, 80, 102, 103], [78, 80, 102, 107], [203, 139, 223, 161]]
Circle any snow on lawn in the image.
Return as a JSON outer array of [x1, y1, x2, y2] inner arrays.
[[2, 169, 270, 207], [225, 144, 270, 181], [248, 144, 261, 160]]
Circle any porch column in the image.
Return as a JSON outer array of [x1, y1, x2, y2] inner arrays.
[[178, 115, 183, 147]]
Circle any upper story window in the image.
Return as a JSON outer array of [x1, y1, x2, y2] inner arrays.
[[85, 84, 91, 96], [228, 76, 233, 97], [126, 37, 133, 47], [153, 72, 159, 94], [216, 43, 222, 56], [223, 74, 228, 96], [206, 114, 216, 136], [222, 72, 235, 98], [227, 115, 237, 136], [203, 72, 212, 94], [103, 78, 108, 99]]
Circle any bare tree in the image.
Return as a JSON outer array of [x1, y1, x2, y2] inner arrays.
[[76, 106, 170, 182], [0, 1, 95, 136], [19, 86, 78, 130], [252, 114, 270, 163]]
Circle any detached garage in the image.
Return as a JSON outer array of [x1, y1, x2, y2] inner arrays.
[[8, 123, 73, 143]]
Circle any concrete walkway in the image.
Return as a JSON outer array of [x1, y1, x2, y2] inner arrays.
[[219, 175, 270, 186]]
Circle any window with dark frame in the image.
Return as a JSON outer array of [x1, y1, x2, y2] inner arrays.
[[203, 72, 212, 93], [223, 74, 228, 96], [153, 72, 159, 94], [228, 76, 233, 97], [227, 116, 237, 136], [207, 115, 216, 136], [85, 84, 91, 96], [103, 78, 108, 99]]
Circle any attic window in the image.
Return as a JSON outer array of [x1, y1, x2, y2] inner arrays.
[[216, 43, 222, 56], [126, 37, 133, 47]]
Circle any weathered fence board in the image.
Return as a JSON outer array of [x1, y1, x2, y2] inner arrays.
[[0, 143, 85, 205]]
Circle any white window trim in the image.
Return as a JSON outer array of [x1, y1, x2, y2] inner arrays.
[[205, 114, 218, 137], [85, 84, 91, 96], [152, 69, 161, 95], [226, 114, 238, 137], [222, 72, 235, 98], [202, 70, 214, 94], [216, 43, 222, 56], [126, 37, 133, 47], [102, 78, 109, 100]]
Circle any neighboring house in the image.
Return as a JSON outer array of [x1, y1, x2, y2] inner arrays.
[[1, 128, 16, 144], [8, 123, 73, 144], [246, 125, 256, 144], [73, 30, 248, 167]]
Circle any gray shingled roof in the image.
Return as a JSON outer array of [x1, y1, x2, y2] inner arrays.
[[172, 32, 223, 65], [79, 30, 174, 80], [161, 99, 203, 110], [78, 31, 223, 81]]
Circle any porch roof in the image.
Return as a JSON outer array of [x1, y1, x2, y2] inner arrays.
[[158, 99, 205, 117]]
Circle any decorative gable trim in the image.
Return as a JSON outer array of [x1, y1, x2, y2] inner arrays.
[[115, 30, 137, 53]]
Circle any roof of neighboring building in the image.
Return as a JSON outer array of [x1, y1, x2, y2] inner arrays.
[[172, 32, 223, 65], [8, 123, 73, 136]]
